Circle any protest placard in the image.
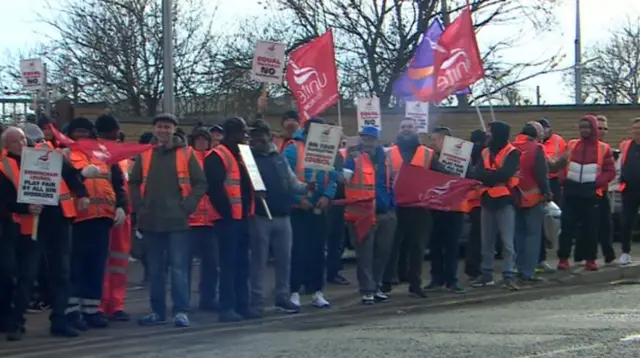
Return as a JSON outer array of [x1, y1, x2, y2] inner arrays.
[[18, 147, 63, 206], [405, 101, 429, 133], [439, 136, 473, 177], [356, 97, 382, 132], [302, 123, 342, 172], [238, 144, 271, 219], [251, 40, 286, 85], [20, 58, 45, 91]]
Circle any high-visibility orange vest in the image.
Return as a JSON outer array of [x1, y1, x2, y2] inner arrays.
[[566, 139, 609, 197], [512, 135, 545, 208], [274, 137, 294, 153], [189, 149, 216, 227], [618, 139, 635, 192], [68, 150, 116, 222], [344, 151, 390, 225], [208, 144, 254, 220], [480, 144, 520, 198], [542, 133, 567, 179], [0, 152, 76, 236], [140, 147, 192, 205], [387, 145, 434, 174]]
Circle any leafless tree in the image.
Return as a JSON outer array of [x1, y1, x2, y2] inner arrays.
[[38, 0, 217, 117], [566, 18, 640, 104]]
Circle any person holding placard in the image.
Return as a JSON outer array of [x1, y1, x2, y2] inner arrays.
[[247, 119, 309, 314], [204, 117, 257, 322], [283, 117, 338, 308], [130, 114, 207, 328], [0, 126, 90, 341], [64, 117, 128, 331]]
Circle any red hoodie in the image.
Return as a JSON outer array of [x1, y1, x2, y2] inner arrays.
[[561, 115, 615, 196]]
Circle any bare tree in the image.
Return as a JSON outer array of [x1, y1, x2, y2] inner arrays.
[[261, 0, 563, 107], [38, 0, 217, 116], [565, 18, 640, 104]]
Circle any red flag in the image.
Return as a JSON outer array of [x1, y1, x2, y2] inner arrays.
[[394, 164, 481, 211], [331, 197, 375, 243], [49, 124, 76, 147], [286, 30, 340, 123], [426, 2, 485, 103]]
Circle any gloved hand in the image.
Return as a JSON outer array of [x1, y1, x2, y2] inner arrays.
[[81, 165, 101, 178], [114, 207, 126, 227], [77, 197, 90, 211]]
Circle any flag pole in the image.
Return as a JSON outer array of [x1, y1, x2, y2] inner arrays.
[[337, 96, 343, 128], [470, 95, 487, 132], [481, 78, 496, 123]]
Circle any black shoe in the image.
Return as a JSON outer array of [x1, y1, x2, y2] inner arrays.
[[50, 324, 79, 338], [327, 275, 350, 285], [409, 286, 427, 298], [218, 310, 243, 323], [84, 313, 109, 328], [6, 327, 23, 341], [199, 301, 219, 312], [67, 316, 89, 332], [447, 284, 466, 294], [380, 282, 393, 294], [501, 278, 520, 291], [109, 311, 131, 322], [423, 282, 444, 292], [239, 309, 263, 320]]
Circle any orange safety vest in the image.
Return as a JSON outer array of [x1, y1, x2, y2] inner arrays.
[[208, 144, 254, 220], [542, 134, 566, 179], [274, 137, 295, 153], [617, 139, 636, 192], [343, 151, 390, 225], [387, 145, 435, 175], [140, 146, 192, 205], [566, 139, 609, 197], [512, 135, 545, 208], [189, 149, 216, 226], [68, 150, 116, 222], [480, 144, 520, 198]]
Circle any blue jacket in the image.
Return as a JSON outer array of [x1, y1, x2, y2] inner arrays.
[[283, 129, 338, 205], [344, 145, 395, 213]]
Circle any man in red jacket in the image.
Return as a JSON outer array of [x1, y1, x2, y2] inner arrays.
[[557, 115, 616, 271]]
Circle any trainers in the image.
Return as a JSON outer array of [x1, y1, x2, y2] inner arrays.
[[109, 311, 131, 322], [447, 284, 466, 294], [537, 261, 556, 273], [311, 291, 330, 308], [275, 299, 300, 313], [138, 313, 167, 326], [361, 294, 375, 305], [327, 275, 350, 285], [619, 253, 632, 266], [585, 260, 599, 271], [501, 278, 520, 291], [84, 313, 108, 328], [374, 291, 389, 302], [289, 292, 301, 307], [50, 323, 79, 338], [557, 259, 570, 270], [174, 313, 190, 327], [519, 275, 545, 283], [470, 276, 495, 287]]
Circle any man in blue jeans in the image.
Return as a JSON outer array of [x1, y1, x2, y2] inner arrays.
[[129, 114, 208, 328]]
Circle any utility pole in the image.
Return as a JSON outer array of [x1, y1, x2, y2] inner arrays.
[[162, 0, 175, 114], [574, 0, 583, 104]]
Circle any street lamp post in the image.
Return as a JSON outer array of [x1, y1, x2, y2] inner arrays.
[[162, 0, 175, 114]]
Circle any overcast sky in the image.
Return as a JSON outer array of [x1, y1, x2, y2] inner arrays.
[[1, 0, 639, 105]]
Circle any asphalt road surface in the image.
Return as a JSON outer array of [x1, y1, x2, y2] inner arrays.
[[9, 282, 640, 358]]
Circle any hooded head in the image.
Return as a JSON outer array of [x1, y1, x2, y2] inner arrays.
[[95, 114, 121, 141], [579, 115, 598, 142], [488, 121, 510, 153], [470, 129, 487, 165], [67, 117, 97, 140]]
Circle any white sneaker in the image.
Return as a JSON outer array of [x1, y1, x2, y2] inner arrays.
[[311, 291, 330, 308], [361, 294, 375, 305], [290, 292, 301, 307], [374, 291, 389, 301], [619, 253, 632, 266]]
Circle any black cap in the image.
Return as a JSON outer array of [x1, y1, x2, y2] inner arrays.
[[95, 114, 120, 133], [250, 119, 272, 136], [222, 117, 248, 135], [210, 125, 223, 134], [538, 118, 551, 128], [152, 113, 178, 126], [139, 131, 154, 144], [67, 117, 96, 136], [191, 127, 211, 141]]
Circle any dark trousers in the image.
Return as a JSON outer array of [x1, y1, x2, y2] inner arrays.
[[326, 205, 345, 280], [621, 193, 640, 254], [429, 211, 463, 286], [67, 218, 111, 317], [464, 207, 482, 278], [557, 195, 599, 261], [383, 207, 432, 288], [215, 219, 250, 313], [0, 217, 72, 329], [189, 226, 219, 307], [598, 194, 616, 262], [290, 209, 327, 293], [540, 177, 563, 262]]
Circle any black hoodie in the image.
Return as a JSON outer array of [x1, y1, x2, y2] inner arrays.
[[475, 121, 521, 209]]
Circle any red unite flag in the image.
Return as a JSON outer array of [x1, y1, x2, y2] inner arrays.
[[285, 29, 340, 123], [426, 1, 485, 103]]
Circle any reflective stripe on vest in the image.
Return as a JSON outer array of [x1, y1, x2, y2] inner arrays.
[[512, 137, 545, 208], [189, 148, 215, 226], [344, 152, 379, 225], [543, 134, 566, 179], [481, 144, 520, 198], [69, 150, 116, 222], [140, 147, 192, 199], [208, 144, 254, 220], [566, 139, 608, 196], [387, 145, 434, 178]]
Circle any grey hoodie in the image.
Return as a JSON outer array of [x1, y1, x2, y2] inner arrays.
[[129, 135, 207, 233]]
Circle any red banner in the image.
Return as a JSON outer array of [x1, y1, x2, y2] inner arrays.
[[286, 29, 340, 123], [394, 164, 481, 211]]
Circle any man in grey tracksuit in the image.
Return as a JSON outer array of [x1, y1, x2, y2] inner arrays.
[[248, 119, 308, 314]]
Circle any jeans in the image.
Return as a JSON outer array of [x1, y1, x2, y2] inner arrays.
[[429, 211, 463, 286], [144, 230, 191, 317], [557, 195, 599, 261], [326, 205, 346, 280], [249, 216, 293, 307], [515, 204, 544, 279], [189, 226, 219, 307], [481, 204, 516, 279], [215, 219, 250, 313], [350, 212, 397, 294], [290, 209, 328, 293], [620, 193, 640, 255]]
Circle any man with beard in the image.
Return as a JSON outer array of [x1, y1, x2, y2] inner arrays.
[[472, 121, 521, 291], [274, 110, 299, 153], [381, 118, 449, 298]]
